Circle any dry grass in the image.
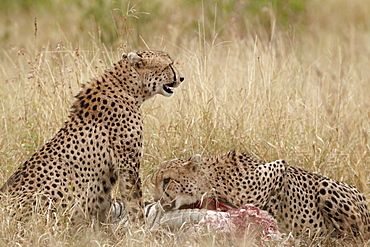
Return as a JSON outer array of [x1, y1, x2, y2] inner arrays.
[[0, 0, 370, 246]]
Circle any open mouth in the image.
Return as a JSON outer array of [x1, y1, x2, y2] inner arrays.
[[163, 81, 176, 95], [177, 198, 236, 212]]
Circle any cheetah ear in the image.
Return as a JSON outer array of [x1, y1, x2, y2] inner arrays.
[[127, 52, 142, 65], [122, 53, 128, 59], [190, 154, 202, 164], [189, 154, 202, 172]]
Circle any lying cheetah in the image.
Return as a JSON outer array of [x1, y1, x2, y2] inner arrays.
[[1, 50, 184, 224], [152, 151, 370, 239]]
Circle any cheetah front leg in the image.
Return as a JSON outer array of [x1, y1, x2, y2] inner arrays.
[[109, 149, 144, 225], [113, 156, 144, 226], [122, 164, 144, 224]]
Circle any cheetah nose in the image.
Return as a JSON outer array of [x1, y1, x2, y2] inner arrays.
[[153, 194, 160, 202], [179, 77, 184, 82]]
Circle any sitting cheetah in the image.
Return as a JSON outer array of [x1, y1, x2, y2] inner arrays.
[[152, 151, 370, 239], [1, 50, 184, 224]]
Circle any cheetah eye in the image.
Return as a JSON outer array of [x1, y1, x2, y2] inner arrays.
[[163, 178, 171, 187]]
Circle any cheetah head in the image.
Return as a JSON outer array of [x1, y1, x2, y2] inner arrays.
[[152, 154, 211, 211], [125, 50, 184, 99]]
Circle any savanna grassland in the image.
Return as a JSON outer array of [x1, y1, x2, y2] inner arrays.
[[0, 0, 370, 246]]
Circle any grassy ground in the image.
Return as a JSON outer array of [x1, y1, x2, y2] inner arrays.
[[0, 0, 370, 246]]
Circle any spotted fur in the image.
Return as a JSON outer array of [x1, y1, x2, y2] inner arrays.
[[1, 50, 184, 224], [152, 151, 370, 239]]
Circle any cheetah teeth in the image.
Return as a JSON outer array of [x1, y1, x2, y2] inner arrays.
[[163, 84, 174, 94]]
